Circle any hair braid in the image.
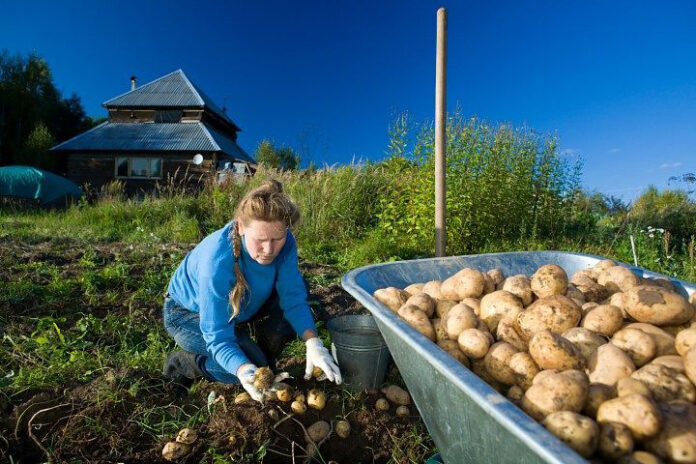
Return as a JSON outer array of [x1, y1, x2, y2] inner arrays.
[[228, 221, 248, 320]]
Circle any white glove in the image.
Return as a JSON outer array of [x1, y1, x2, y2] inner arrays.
[[237, 363, 264, 403], [304, 337, 342, 384]]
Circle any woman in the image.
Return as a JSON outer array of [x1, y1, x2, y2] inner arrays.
[[162, 180, 341, 402]]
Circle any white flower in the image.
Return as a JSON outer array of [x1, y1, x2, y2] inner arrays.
[[649, 233, 654, 238], [657, 228, 665, 233]]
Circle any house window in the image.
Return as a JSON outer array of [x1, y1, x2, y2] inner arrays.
[[115, 157, 163, 179]]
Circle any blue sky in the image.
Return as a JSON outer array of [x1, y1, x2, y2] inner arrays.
[[2, 0, 695, 200]]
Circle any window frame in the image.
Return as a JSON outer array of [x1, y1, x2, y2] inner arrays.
[[114, 156, 163, 180]]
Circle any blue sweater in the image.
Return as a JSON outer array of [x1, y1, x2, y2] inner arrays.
[[167, 220, 316, 376]]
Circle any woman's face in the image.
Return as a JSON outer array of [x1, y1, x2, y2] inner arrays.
[[238, 219, 287, 265]]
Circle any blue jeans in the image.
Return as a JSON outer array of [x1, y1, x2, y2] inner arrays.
[[163, 291, 295, 384]]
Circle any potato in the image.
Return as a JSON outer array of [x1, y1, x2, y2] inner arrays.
[[432, 318, 448, 342], [542, 411, 599, 458], [403, 283, 424, 296], [470, 357, 505, 392], [624, 323, 677, 356], [508, 352, 540, 390], [307, 420, 330, 442], [619, 451, 664, 464], [643, 277, 676, 292], [482, 273, 496, 295], [502, 274, 534, 306], [307, 389, 327, 410], [397, 304, 435, 341], [457, 328, 491, 359], [460, 297, 481, 316], [253, 366, 274, 390], [644, 401, 696, 463], [562, 327, 607, 359], [650, 355, 685, 373], [438, 340, 470, 366], [396, 405, 410, 417], [566, 284, 586, 306], [597, 394, 662, 441], [421, 280, 443, 300], [443, 303, 477, 340], [588, 343, 636, 387], [594, 259, 617, 272], [581, 304, 624, 337], [480, 290, 524, 332], [162, 441, 191, 461], [685, 346, 696, 386], [529, 329, 585, 371], [597, 266, 640, 293], [611, 328, 657, 367], [440, 268, 486, 301], [572, 268, 599, 283], [532, 369, 560, 385], [598, 422, 634, 461], [487, 268, 505, 288], [581, 301, 599, 316], [374, 287, 409, 312], [335, 420, 351, 438], [610, 292, 630, 318], [404, 292, 435, 317], [521, 370, 588, 420], [375, 398, 389, 411], [675, 328, 696, 356], [274, 382, 295, 402], [381, 385, 410, 405], [291, 400, 307, 414], [623, 285, 694, 326], [616, 377, 652, 398], [531, 264, 569, 298], [435, 299, 458, 318], [631, 363, 696, 402], [176, 428, 198, 445], [507, 385, 524, 404], [517, 295, 582, 339], [484, 342, 519, 385], [496, 312, 528, 351], [234, 392, 252, 404], [583, 383, 616, 418]]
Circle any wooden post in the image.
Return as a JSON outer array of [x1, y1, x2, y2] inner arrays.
[[435, 7, 447, 257]]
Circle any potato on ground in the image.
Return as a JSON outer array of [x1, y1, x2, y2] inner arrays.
[[542, 411, 599, 458], [583, 383, 616, 418], [440, 268, 486, 301], [403, 283, 424, 296], [502, 274, 534, 306], [644, 401, 696, 463], [480, 290, 524, 332], [597, 266, 640, 293], [517, 295, 582, 339], [611, 327, 658, 367], [531, 264, 569, 298], [631, 363, 696, 402], [438, 340, 470, 367], [496, 312, 528, 351], [403, 292, 436, 317], [596, 394, 662, 441], [624, 323, 677, 356], [422, 280, 443, 300], [598, 422, 634, 461], [508, 352, 540, 390], [582, 304, 624, 337], [588, 343, 636, 387], [397, 304, 435, 341], [616, 377, 652, 398], [381, 385, 411, 405], [622, 285, 694, 326], [675, 327, 696, 356], [457, 328, 491, 359], [562, 327, 607, 359], [529, 329, 585, 371], [521, 370, 588, 421], [374, 287, 409, 312], [484, 342, 519, 385], [443, 303, 478, 340]]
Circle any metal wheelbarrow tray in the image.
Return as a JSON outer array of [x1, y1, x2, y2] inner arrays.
[[341, 251, 696, 464]]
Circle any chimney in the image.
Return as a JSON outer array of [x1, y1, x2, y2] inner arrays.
[[130, 75, 137, 91]]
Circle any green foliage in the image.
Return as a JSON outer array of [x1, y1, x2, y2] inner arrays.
[[629, 185, 696, 242], [254, 139, 301, 170], [22, 121, 56, 170]]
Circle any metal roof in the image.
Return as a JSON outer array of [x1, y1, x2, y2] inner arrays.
[[103, 69, 240, 130], [51, 122, 255, 163]]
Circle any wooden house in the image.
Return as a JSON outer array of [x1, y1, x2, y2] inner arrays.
[[51, 69, 255, 192]]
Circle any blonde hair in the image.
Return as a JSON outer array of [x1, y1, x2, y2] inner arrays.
[[228, 180, 300, 319]]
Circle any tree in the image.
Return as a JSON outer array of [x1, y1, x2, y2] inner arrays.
[[254, 139, 300, 170], [0, 50, 96, 171]]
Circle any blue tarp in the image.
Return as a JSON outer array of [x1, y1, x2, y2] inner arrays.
[[0, 166, 82, 207]]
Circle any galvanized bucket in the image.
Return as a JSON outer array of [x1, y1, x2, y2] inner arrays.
[[327, 315, 391, 391]]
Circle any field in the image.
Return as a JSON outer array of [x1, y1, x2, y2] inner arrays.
[[2, 117, 694, 463]]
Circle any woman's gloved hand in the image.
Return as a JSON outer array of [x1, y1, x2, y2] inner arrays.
[[236, 363, 264, 402], [304, 337, 342, 384]]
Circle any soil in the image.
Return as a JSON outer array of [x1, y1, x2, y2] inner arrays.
[[1, 239, 433, 463]]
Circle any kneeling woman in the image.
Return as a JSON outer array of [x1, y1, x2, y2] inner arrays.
[[162, 180, 341, 401]]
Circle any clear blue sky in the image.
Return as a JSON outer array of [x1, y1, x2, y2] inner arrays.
[[2, 0, 695, 200]]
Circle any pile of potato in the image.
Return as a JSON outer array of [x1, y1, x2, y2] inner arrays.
[[373, 260, 696, 463]]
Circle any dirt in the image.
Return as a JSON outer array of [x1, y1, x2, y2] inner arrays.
[[1, 239, 433, 463]]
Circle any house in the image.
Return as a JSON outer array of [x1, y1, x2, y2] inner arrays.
[[51, 69, 256, 192]]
